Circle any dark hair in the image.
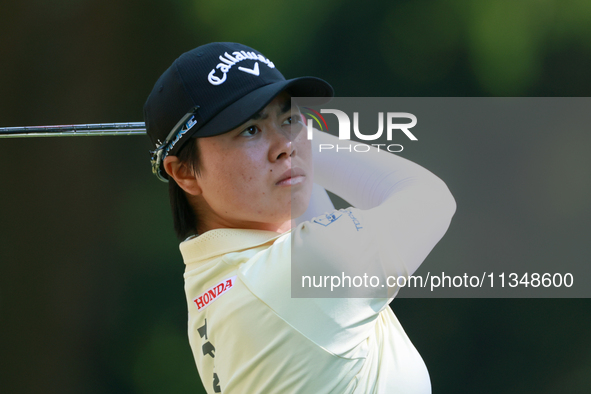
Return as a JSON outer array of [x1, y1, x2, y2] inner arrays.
[[168, 138, 201, 240]]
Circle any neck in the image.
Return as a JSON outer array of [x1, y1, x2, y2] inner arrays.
[[190, 195, 294, 235], [197, 219, 293, 235]]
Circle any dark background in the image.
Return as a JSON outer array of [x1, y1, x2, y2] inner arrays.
[[1, 1, 590, 393]]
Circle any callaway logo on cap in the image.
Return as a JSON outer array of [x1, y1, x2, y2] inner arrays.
[[208, 50, 275, 85], [143, 42, 334, 182]]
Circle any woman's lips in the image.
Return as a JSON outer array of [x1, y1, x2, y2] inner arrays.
[[276, 167, 306, 186]]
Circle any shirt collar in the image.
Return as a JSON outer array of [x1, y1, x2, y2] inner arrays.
[[180, 228, 289, 264]]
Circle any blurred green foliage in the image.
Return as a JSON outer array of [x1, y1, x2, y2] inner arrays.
[[1, 0, 591, 393]]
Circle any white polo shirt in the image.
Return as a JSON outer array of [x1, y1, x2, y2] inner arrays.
[[181, 207, 431, 394]]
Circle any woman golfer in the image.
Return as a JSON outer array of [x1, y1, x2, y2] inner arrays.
[[143, 42, 456, 394]]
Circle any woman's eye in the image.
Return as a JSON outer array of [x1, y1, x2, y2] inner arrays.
[[240, 125, 259, 137], [283, 116, 293, 125]]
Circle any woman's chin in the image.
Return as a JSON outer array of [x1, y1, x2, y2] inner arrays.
[[290, 197, 310, 219], [290, 182, 313, 218]]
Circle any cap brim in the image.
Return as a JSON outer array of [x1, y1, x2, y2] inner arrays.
[[192, 77, 333, 138]]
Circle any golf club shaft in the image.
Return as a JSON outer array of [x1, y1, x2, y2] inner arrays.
[[0, 122, 146, 138]]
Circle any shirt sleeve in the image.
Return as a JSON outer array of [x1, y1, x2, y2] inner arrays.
[[237, 206, 403, 357]]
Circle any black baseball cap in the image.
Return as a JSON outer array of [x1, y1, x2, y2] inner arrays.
[[144, 42, 334, 182]]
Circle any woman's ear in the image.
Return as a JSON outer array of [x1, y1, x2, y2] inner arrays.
[[163, 156, 202, 196]]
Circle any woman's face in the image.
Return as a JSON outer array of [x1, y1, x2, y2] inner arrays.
[[192, 92, 313, 233]]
